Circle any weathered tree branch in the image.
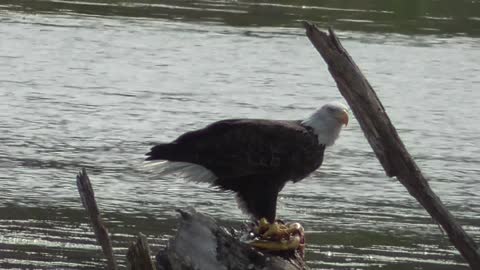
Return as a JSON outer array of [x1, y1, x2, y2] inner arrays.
[[76, 168, 118, 270], [302, 22, 480, 269]]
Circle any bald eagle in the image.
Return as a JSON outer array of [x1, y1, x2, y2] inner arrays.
[[145, 102, 348, 223]]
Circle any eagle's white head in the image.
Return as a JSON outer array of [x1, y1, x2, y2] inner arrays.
[[301, 102, 349, 147]]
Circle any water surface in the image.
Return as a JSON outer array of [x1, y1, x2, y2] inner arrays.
[[0, 1, 479, 269]]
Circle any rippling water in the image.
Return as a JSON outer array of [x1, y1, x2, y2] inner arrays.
[[1, 1, 479, 269]]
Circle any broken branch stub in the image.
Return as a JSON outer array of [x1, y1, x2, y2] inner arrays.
[[127, 233, 156, 270], [76, 168, 118, 270]]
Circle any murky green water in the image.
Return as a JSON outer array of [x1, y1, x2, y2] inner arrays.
[[1, 1, 479, 269]]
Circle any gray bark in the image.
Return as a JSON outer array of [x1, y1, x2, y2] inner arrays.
[[302, 22, 480, 269], [127, 233, 156, 270], [156, 208, 306, 270], [76, 168, 118, 270]]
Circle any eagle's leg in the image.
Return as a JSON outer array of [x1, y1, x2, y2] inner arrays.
[[237, 182, 304, 252], [250, 218, 305, 254]]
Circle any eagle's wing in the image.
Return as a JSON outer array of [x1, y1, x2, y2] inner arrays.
[[171, 119, 319, 178]]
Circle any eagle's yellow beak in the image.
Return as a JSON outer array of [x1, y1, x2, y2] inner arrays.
[[340, 110, 349, 127]]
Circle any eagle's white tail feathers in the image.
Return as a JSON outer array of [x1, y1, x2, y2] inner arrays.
[[144, 160, 217, 184]]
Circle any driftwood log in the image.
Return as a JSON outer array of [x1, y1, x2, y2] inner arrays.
[[302, 22, 480, 269], [156, 208, 305, 270], [76, 169, 305, 270]]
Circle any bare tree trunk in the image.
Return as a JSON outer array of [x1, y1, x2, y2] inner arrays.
[[302, 22, 480, 269]]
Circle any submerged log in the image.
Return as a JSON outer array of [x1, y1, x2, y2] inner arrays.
[[156, 208, 306, 270], [302, 22, 480, 269]]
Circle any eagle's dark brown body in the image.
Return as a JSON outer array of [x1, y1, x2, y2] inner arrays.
[[146, 119, 326, 222]]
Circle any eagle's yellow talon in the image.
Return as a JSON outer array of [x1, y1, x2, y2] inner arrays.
[[254, 218, 270, 234]]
